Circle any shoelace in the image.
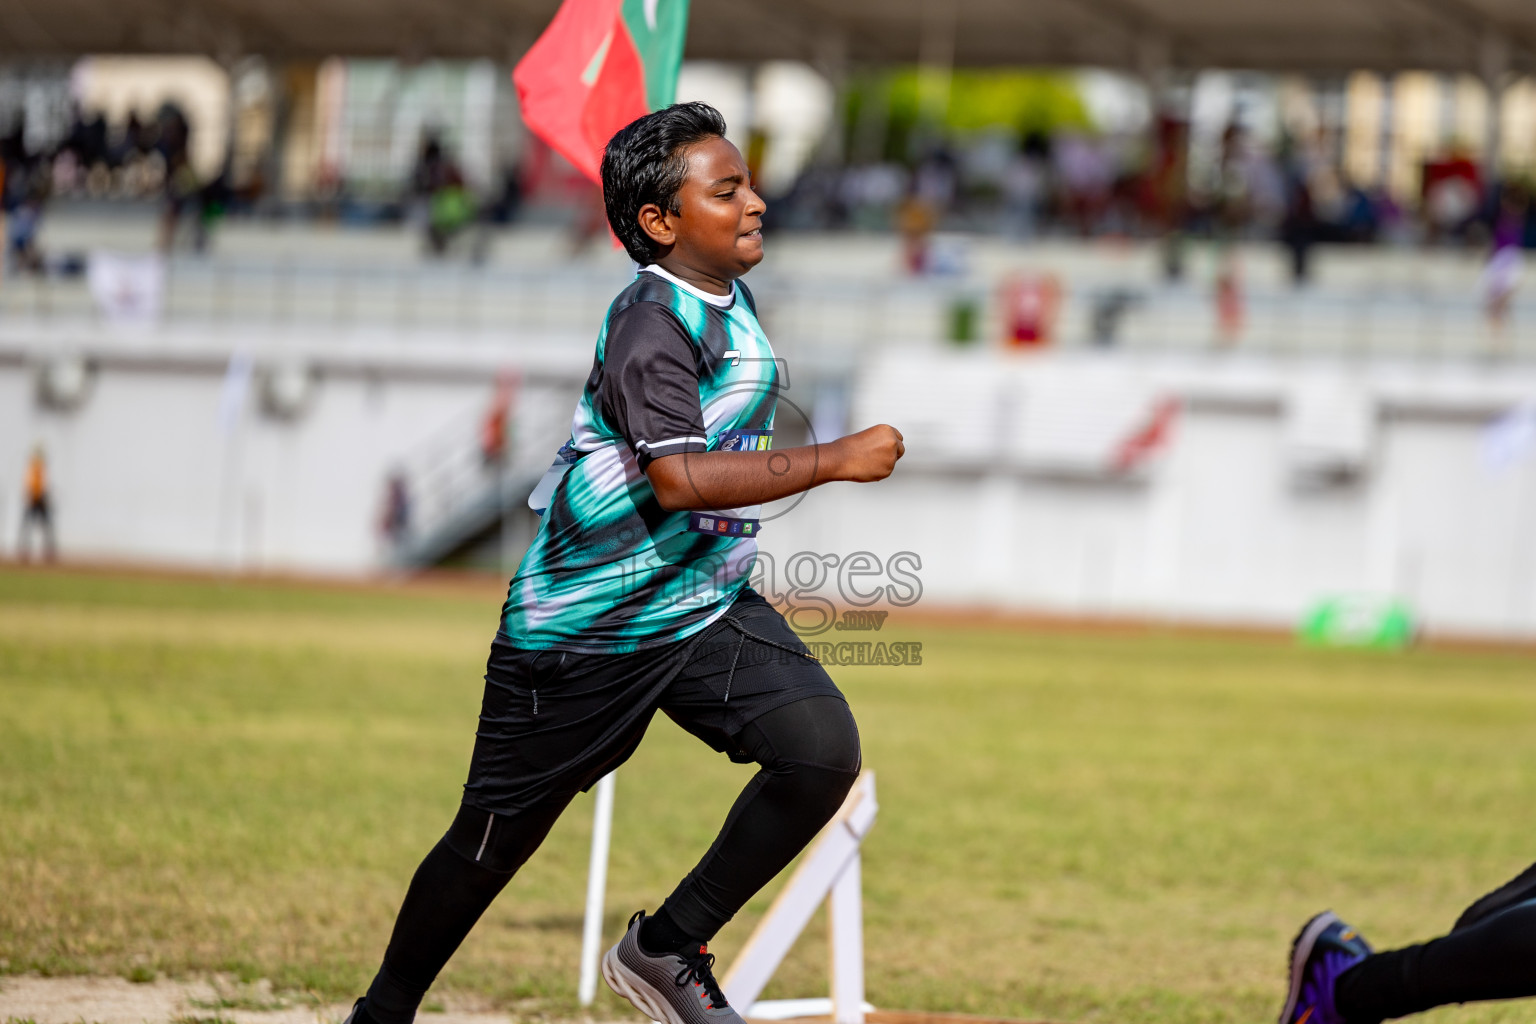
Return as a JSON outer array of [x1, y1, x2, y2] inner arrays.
[[673, 946, 728, 1010], [625, 911, 731, 1011]]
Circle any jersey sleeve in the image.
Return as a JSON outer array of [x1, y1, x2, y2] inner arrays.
[[599, 301, 709, 472]]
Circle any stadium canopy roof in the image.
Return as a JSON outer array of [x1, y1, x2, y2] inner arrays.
[[2, 0, 1532, 75]]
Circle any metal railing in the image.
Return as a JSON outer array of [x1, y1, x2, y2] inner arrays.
[[2, 250, 1532, 361]]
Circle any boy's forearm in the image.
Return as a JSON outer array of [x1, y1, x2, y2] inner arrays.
[[646, 443, 843, 511]]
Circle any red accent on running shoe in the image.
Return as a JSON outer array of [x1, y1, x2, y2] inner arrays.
[[1297, 1007, 1315, 1024]]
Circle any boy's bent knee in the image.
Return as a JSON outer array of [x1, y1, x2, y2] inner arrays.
[[740, 695, 861, 774], [785, 761, 860, 823]]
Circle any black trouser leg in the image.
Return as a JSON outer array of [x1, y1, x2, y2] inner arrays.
[[1451, 861, 1536, 932], [364, 797, 570, 1024], [659, 696, 861, 941], [1336, 863, 1536, 1023]]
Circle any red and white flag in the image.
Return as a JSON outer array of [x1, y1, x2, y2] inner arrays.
[[513, 0, 690, 185]]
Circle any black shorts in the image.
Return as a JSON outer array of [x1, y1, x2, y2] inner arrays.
[[462, 588, 844, 815]]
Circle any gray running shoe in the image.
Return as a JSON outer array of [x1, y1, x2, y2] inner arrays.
[[602, 910, 745, 1024]]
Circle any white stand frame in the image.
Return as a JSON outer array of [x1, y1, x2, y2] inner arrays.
[[577, 770, 877, 1024], [578, 771, 617, 1007], [722, 770, 877, 1024]]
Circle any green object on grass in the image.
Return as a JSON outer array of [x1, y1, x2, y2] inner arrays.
[[1300, 595, 1416, 649]]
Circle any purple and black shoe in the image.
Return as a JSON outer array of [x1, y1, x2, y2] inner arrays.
[[1279, 910, 1374, 1024]]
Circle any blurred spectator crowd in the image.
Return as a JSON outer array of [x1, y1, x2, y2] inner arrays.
[[771, 122, 1534, 284], [3, 101, 234, 261], [3, 69, 1533, 280]]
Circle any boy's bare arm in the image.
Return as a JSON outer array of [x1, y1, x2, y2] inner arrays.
[[645, 424, 905, 512]]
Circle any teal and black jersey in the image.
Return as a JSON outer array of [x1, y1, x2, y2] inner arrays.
[[499, 268, 779, 653]]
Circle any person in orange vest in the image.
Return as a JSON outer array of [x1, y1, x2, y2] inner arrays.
[[19, 444, 56, 562], [479, 372, 519, 467]]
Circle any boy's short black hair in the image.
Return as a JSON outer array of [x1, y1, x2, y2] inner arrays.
[[601, 102, 729, 265]]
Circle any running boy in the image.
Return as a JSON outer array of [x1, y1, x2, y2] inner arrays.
[[345, 101, 905, 1024]]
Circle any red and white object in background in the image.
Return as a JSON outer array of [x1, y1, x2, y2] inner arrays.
[[1112, 397, 1179, 473], [999, 273, 1062, 348]]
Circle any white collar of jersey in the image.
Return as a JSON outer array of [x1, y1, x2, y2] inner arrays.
[[638, 263, 736, 309]]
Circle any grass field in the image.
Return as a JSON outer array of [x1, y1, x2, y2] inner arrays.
[[2, 566, 1536, 1024]]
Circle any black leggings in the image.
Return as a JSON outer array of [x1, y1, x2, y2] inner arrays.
[[1336, 862, 1536, 1023], [364, 695, 860, 1024]]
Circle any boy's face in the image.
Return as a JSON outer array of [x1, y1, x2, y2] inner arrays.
[[641, 136, 765, 281]]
